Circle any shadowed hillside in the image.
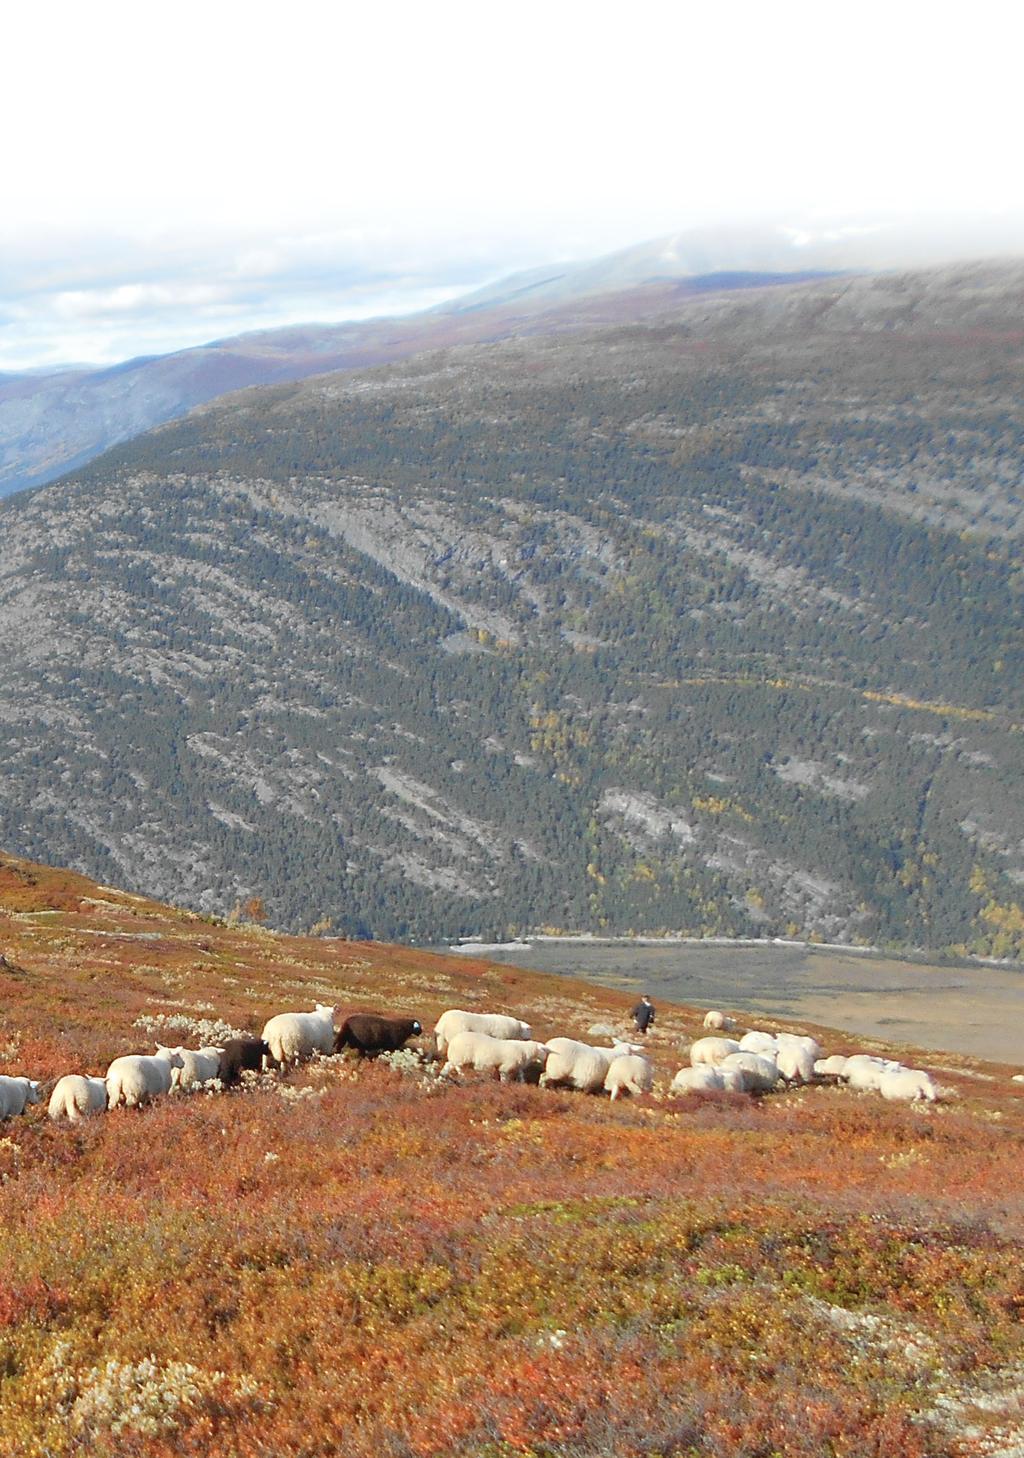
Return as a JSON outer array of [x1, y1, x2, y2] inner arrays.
[[0, 850, 1022, 1456]]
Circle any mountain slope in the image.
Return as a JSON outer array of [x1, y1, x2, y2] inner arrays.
[[1, 848, 1021, 1456], [1, 263, 1022, 949]]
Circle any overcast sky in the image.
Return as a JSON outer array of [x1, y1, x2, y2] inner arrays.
[[3, 0, 1022, 370]]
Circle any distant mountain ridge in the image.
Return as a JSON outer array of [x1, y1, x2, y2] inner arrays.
[[6, 214, 1023, 500], [0, 254, 841, 499]]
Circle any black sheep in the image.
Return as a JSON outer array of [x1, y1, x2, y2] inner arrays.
[[333, 1014, 422, 1057], [218, 1037, 272, 1085]]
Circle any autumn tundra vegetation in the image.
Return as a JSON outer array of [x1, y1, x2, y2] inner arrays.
[[1, 850, 1024, 1456]]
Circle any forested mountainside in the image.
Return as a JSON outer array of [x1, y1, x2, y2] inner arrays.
[[1, 262, 1022, 950]]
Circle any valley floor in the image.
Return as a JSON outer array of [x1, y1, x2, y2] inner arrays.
[[471, 940, 1024, 1063]]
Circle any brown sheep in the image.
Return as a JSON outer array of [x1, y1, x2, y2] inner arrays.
[[333, 1014, 422, 1057], [218, 1037, 272, 1085]]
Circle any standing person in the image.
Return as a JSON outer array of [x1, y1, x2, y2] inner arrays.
[[632, 994, 655, 1035]]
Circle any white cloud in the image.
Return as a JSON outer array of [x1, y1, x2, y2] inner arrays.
[[49, 283, 234, 320]]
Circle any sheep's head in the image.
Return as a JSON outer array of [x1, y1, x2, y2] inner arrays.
[[25, 1080, 41, 1105], [411, 1021, 422, 1035]]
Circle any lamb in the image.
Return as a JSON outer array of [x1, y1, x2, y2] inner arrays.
[[434, 1010, 532, 1058], [105, 1048, 184, 1109], [703, 1010, 736, 1032], [878, 1068, 938, 1103], [689, 1036, 741, 1068], [47, 1075, 108, 1122], [0, 1075, 42, 1119], [441, 1031, 550, 1083], [170, 1046, 224, 1091], [670, 1065, 725, 1095], [539, 1038, 634, 1093], [334, 1014, 422, 1057], [261, 1004, 338, 1068], [720, 1051, 780, 1094], [604, 1053, 654, 1101], [218, 1038, 272, 1086]]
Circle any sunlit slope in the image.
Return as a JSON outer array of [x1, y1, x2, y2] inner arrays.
[[0, 851, 1023, 1457]]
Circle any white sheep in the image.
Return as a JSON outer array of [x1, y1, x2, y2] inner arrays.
[[670, 1065, 724, 1095], [776, 1032, 822, 1063], [689, 1036, 741, 1068], [261, 1004, 338, 1068], [815, 1055, 850, 1079], [702, 1010, 736, 1032], [878, 1068, 938, 1103], [170, 1046, 225, 1091], [540, 1038, 617, 1093], [434, 1010, 532, 1058], [720, 1051, 779, 1094], [719, 1066, 749, 1093], [604, 1053, 653, 1101], [442, 1032, 550, 1083], [843, 1055, 902, 1093], [775, 1042, 815, 1084], [105, 1048, 184, 1109], [48, 1075, 108, 1123], [738, 1031, 779, 1056], [0, 1075, 42, 1119]]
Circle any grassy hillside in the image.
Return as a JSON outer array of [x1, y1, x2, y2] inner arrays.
[[1, 850, 1023, 1456]]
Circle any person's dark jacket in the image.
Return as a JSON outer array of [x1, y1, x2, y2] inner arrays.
[[632, 999, 655, 1032]]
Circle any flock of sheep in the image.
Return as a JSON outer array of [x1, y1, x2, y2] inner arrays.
[[673, 1011, 939, 1101], [436, 1008, 939, 1102], [0, 996, 942, 1129]]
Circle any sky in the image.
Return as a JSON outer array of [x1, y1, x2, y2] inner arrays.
[[2, 0, 1022, 370]]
